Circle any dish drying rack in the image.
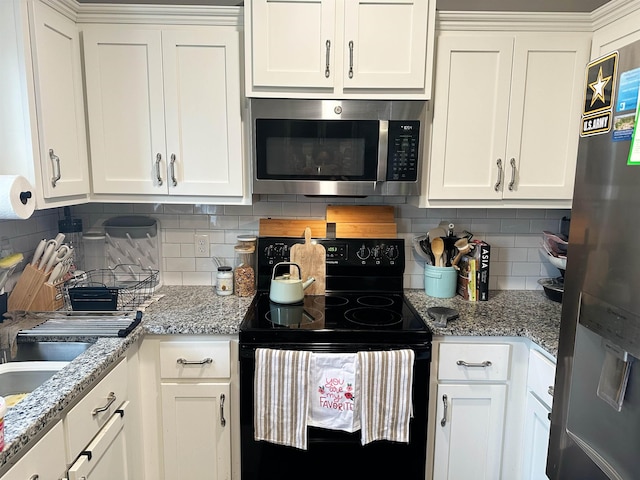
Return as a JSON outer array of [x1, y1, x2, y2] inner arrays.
[[64, 264, 159, 311]]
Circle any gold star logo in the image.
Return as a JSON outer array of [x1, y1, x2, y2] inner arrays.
[[589, 66, 611, 107]]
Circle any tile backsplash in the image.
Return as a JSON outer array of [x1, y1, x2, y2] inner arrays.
[[0, 196, 569, 292]]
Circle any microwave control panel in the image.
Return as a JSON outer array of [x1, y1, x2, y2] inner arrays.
[[386, 120, 420, 182]]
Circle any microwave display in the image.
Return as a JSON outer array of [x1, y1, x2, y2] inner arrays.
[[256, 119, 379, 180]]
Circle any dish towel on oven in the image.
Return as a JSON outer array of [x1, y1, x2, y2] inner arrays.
[[358, 349, 415, 445], [307, 353, 360, 433], [254, 348, 312, 450]]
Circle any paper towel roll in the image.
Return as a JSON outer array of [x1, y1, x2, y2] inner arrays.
[[0, 175, 35, 220]]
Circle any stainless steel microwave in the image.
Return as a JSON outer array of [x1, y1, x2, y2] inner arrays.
[[249, 99, 428, 197]]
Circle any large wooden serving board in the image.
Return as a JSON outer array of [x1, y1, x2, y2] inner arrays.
[[289, 227, 325, 296]]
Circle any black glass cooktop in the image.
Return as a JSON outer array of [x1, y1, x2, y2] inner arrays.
[[240, 292, 431, 345]]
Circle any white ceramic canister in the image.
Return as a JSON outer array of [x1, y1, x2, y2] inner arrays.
[[216, 266, 233, 296]]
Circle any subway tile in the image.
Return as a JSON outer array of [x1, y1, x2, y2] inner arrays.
[[488, 209, 516, 218], [515, 209, 546, 219], [196, 257, 217, 272], [512, 262, 542, 276], [195, 204, 224, 215], [162, 271, 183, 285], [181, 243, 195, 257], [457, 208, 487, 219], [209, 215, 239, 229], [163, 243, 181, 257], [470, 218, 502, 235], [498, 247, 529, 262], [252, 201, 283, 216], [178, 215, 210, 230], [224, 204, 255, 215], [497, 276, 526, 289], [182, 271, 214, 286], [483, 234, 516, 248], [163, 204, 195, 214], [282, 202, 311, 216], [166, 257, 195, 272], [530, 218, 563, 234], [500, 219, 531, 234], [165, 230, 197, 244], [517, 234, 542, 248]]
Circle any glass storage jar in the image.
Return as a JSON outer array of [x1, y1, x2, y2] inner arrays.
[[234, 235, 256, 297], [216, 266, 233, 296]]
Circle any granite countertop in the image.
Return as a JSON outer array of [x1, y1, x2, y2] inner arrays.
[[0, 285, 561, 471], [404, 289, 562, 356]]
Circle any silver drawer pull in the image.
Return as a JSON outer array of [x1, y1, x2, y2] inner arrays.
[[457, 360, 492, 368], [220, 393, 226, 427], [177, 357, 213, 366], [548, 385, 554, 396], [92, 392, 116, 416], [50, 149, 61, 187], [29, 475, 39, 480], [440, 394, 448, 427]]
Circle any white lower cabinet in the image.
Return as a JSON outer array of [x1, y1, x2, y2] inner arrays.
[[432, 341, 512, 480], [161, 383, 231, 479], [0, 422, 66, 480], [434, 383, 507, 479], [521, 349, 556, 480], [139, 337, 236, 480], [66, 401, 131, 480]]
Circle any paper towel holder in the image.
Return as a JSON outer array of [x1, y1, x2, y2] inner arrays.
[[19, 191, 32, 205]]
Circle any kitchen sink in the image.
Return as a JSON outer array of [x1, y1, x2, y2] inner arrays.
[[0, 361, 68, 399], [11, 341, 93, 362]]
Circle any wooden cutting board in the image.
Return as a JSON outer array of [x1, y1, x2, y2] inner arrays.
[[289, 227, 326, 296], [326, 205, 395, 223], [259, 219, 327, 238]]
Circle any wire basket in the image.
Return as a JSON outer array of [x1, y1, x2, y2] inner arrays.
[[65, 264, 159, 311]]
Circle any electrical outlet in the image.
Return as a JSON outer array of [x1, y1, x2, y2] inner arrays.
[[195, 234, 209, 258]]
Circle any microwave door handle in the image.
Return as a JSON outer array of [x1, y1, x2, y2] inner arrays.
[[377, 120, 389, 183]]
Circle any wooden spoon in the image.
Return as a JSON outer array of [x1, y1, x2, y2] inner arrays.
[[431, 237, 445, 267]]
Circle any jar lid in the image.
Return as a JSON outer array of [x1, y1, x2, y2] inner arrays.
[[236, 234, 257, 242], [234, 244, 255, 253], [218, 266, 232, 272]]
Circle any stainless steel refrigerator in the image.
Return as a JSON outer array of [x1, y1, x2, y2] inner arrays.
[[548, 40, 640, 480]]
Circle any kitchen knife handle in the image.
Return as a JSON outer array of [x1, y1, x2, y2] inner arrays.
[[440, 394, 448, 427], [155, 153, 163, 186], [325, 40, 331, 78], [220, 393, 226, 427], [494, 158, 503, 191], [457, 360, 492, 368], [170, 153, 178, 187], [508, 157, 516, 191], [50, 149, 61, 187]]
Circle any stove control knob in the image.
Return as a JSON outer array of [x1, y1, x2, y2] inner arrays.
[[356, 244, 370, 261], [385, 245, 400, 261]]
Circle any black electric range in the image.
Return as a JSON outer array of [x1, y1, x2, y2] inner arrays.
[[239, 236, 431, 346]]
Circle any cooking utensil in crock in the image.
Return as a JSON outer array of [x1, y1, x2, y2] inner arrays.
[[269, 262, 315, 304], [413, 235, 432, 264], [430, 237, 445, 267]]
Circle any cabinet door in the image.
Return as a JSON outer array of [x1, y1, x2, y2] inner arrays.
[[83, 26, 166, 195], [433, 383, 507, 480], [162, 28, 243, 197], [30, 0, 89, 199], [161, 383, 231, 480], [67, 401, 130, 480], [343, 0, 429, 89], [250, 0, 336, 88], [521, 393, 551, 480], [1, 422, 66, 480], [428, 35, 514, 200], [504, 34, 590, 200]]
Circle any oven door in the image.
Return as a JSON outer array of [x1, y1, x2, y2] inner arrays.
[[239, 342, 430, 480]]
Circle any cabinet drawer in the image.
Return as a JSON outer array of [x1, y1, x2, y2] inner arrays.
[[527, 349, 556, 409], [160, 341, 230, 379], [438, 343, 511, 382], [64, 358, 127, 458]]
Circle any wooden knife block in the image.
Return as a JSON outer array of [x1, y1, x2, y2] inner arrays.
[[8, 264, 64, 311]]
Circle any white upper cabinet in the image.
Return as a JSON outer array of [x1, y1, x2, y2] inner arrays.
[[423, 25, 591, 208], [82, 24, 246, 203], [0, 0, 89, 208], [245, 0, 435, 99]]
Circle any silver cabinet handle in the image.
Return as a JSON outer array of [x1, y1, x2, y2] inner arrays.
[[29, 475, 39, 480], [548, 385, 554, 396], [92, 391, 116, 416], [50, 149, 61, 187], [220, 393, 226, 427], [494, 158, 503, 191], [440, 394, 448, 427], [508, 157, 516, 191], [457, 360, 492, 368], [155, 153, 163, 186], [348, 40, 354, 78], [177, 357, 213, 366], [170, 153, 178, 187], [325, 40, 331, 78]]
